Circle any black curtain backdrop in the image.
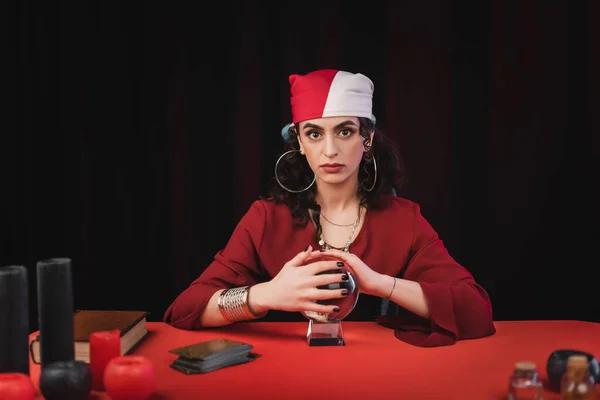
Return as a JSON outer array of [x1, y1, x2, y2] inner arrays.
[[4, 1, 598, 331]]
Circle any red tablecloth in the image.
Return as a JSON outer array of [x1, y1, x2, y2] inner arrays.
[[28, 320, 600, 399]]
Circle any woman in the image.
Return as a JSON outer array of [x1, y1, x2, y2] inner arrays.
[[164, 69, 495, 347]]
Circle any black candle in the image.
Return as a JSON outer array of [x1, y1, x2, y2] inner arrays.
[[39, 360, 92, 400], [36, 258, 75, 368], [0, 265, 30, 375]]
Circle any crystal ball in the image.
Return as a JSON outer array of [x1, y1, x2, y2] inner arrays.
[[301, 255, 360, 323]]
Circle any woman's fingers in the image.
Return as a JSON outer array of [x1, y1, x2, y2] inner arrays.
[[306, 251, 340, 263], [310, 287, 348, 301], [305, 260, 344, 275], [286, 245, 313, 267], [316, 249, 357, 266], [302, 301, 340, 314], [311, 272, 348, 288]]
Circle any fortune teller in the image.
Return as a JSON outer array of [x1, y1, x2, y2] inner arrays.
[[164, 69, 496, 347]]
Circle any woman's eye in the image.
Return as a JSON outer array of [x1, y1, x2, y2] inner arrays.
[[339, 129, 352, 137], [308, 131, 321, 139]]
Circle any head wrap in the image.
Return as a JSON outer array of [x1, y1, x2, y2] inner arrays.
[[281, 69, 376, 140]]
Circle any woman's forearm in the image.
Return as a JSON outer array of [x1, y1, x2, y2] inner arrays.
[[198, 289, 230, 327], [373, 274, 431, 320]]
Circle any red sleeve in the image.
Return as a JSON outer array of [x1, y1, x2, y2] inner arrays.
[[378, 203, 496, 347], [163, 201, 268, 330]]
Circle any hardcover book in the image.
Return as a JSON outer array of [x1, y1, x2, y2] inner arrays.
[[30, 310, 149, 364]]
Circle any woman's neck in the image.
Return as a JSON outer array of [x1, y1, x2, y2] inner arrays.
[[315, 179, 360, 213]]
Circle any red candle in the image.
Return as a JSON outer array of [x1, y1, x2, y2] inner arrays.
[[89, 330, 121, 391], [0, 373, 35, 400]]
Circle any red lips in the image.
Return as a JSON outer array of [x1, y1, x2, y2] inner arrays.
[[320, 163, 344, 173]]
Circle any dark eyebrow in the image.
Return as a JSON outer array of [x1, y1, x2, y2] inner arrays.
[[302, 120, 358, 131]]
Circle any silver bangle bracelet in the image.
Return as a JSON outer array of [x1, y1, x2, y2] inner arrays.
[[217, 286, 265, 322]]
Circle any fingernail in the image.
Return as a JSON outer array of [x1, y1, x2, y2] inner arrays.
[[341, 274, 349, 281], [333, 307, 340, 312], [305, 245, 310, 251], [336, 261, 344, 267], [341, 289, 349, 296]]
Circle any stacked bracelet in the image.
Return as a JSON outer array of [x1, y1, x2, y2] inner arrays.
[[217, 286, 265, 322]]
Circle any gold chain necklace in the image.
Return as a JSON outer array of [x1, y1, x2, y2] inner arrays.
[[320, 212, 356, 227], [318, 206, 362, 253]]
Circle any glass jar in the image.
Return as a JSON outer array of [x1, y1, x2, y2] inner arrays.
[[560, 355, 597, 399], [508, 361, 544, 400]]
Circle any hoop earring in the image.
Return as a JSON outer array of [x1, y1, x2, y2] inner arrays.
[[274, 150, 316, 193], [360, 156, 377, 192]]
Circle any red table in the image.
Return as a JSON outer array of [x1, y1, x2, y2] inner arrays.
[[29, 320, 600, 399]]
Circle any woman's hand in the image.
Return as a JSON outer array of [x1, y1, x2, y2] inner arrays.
[[310, 249, 385, 296], [250, 246, 350, 314]]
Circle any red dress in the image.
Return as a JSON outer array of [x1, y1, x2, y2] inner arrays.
[[164, 195, 496, 347]]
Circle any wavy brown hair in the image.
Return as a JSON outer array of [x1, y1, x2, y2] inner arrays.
[[263, 117, 406, 240]]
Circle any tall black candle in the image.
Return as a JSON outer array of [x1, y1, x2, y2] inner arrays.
[[0, 265, 30, 375], [36, 258, 75, 368]]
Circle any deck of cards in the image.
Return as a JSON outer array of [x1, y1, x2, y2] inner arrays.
[[169, 338, 260, 374]]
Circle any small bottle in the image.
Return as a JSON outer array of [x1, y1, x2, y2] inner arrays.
[[508, 361, 544, 400], [560, 355, 597, 399]]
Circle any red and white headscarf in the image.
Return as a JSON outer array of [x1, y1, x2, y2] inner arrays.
[[281, 69, 376, 140]]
